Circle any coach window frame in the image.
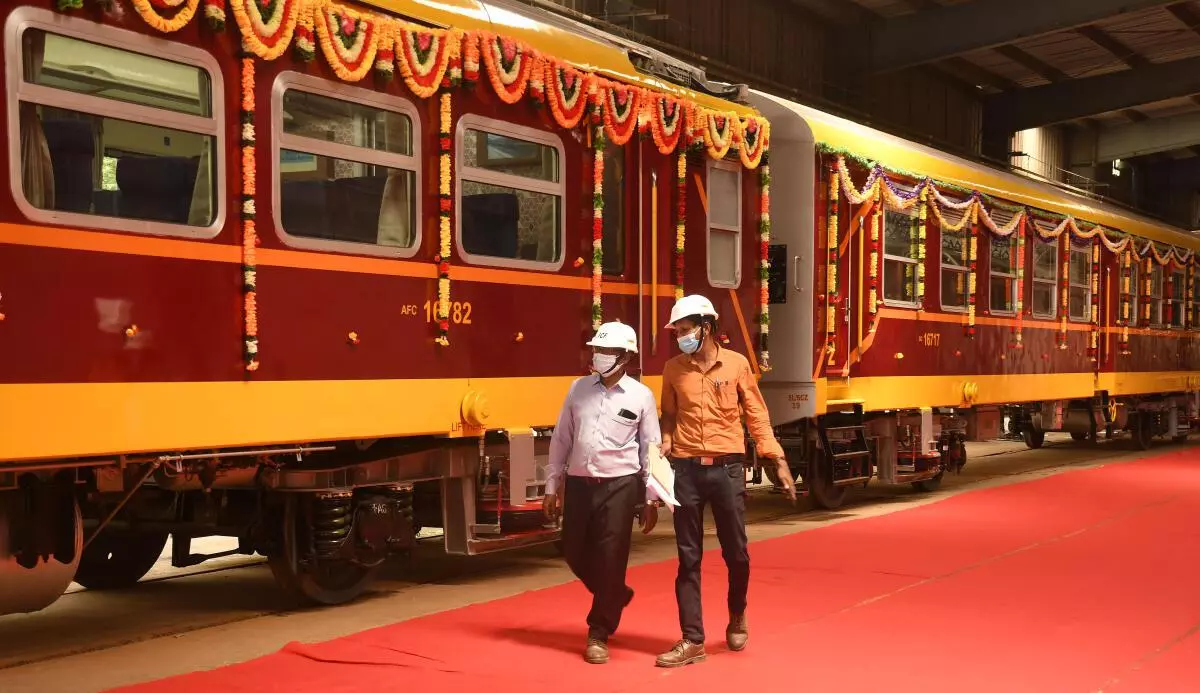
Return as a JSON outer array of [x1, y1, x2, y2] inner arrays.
[[1030, 237, 1058, 319], [937, 206, 969, 313], [455, 114, 566, 272], [1168, 266, 1185, 328], [706, 158, 742, 289], [881, 205, 920, 309], [988, 233, 1018, 316], [271, 72, 422, 258], [1067, 244, 1092, 322], [5, 7, 225, 239]]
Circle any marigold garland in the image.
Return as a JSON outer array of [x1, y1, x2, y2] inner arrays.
[[826, 162, 839, 359], [132, 0, 201, 32], [546, 60, 590, 130], [397, 24, 460, 99], [1119, 249, 1132, 354], [373, 21, 395, 81], [647, 95, 687, 156], [740, 116, 769, 170], [480, 32, 533, 105], [758, 158, 771, 371], [239, 56, 259, 372], [968, 203, 980, 339], [915, 186, 928, 309], [675, 151, 687, 300], [591, 127, 606, 330], [232, 0, 301, 60], [702, 109, 737, 161], [314, 2, 380, 82], [867, 184, 881, 326], [1089, 241, 1100, 361], [436, 92, 453, 346], [602, 81, 641, 146], [1057, 235, 1069, 349]]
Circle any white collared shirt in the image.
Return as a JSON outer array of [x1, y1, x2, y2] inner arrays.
[[546, 374, 661, 501]]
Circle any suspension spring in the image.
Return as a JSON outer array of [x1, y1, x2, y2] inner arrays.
[[312, 491, 353, 560]]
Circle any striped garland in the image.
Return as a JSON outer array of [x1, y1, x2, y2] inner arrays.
[[240, 56, 259, 372], [435, 92, 452, 346], [591, 127, 605, 330], [675, 151, 686, 300], [759, 158, 771, 371]]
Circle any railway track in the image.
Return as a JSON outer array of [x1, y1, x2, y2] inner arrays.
[[0, 434, 1176, 680]]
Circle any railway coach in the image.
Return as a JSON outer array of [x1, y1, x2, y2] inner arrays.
[[0, 0, 774, 615], [755, 93, 1200, 509]]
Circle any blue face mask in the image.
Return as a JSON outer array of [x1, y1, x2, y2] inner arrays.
[[677, 328, 702, 355]]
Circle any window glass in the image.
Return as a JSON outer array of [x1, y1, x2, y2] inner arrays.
[[461, 180, 560, 262], [1068, 247, 1091, 321], [1031, 240, 1057, 318], [941, 227, 966, 268], [883, 209, 918, 305], [989, 235, 1017, 313], [940, 224, 968, 310], [283, 90, 411, 156], [460, 126, 562, 266], [707, 162, 741, 287], [1150, 265, 1164, 325], [278, 88, 417, 250], [1169, 269, 1185, 328], [17, 30, 217, 228], [941, 267, 968, 310], [464, 130, 558, 182], [29, 31, 211, 117], [601, 145, 625, 275]]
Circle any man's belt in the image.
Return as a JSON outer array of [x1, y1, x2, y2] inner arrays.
[[672, 454, 743, 467]]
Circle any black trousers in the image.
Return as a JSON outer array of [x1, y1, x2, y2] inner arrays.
[[561, 473, 641, 641], [671, 458, 749, 644]]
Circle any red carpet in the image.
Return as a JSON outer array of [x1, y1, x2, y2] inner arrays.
[[113, 449, 1200, 693]]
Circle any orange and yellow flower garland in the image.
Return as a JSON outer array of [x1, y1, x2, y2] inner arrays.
[[240, 57, 259, 372], [758, 159, 771, 371], [591, 128, 605, 330], [314, 2, 381, 82], [1088, 241, 1101, 361], [546, 61, 590, 130], [203, 0, 226, 29], [232, 0, 301, 60], [131, 0, 201, 32], [480, 32, 534, 105], [675, 151, 687, 300], [826, 162, 839, 359], [436, 92, 453, 346]]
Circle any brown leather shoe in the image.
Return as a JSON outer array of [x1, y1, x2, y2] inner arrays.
[[655, 639, 706, 668], [584, 638, 609, 664], [727, 613, 748, 652]]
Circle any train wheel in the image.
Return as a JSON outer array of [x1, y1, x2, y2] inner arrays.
[[74, 530, 168, 590], [808, 455, 847, 510], [1022, 429, 1045, 449], [1069, 431, 1088, 442], [1130, 415, 1153, 451], [911, 472, 943, 493], [268, 494, 380, 606]]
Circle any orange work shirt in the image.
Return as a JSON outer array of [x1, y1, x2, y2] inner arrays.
[[660, 347, 784, 460]]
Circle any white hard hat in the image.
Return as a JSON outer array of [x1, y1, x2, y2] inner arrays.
[[586, 321, 638, 353], [665, 295, 718, 329]]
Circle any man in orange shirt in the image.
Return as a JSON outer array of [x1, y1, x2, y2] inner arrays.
[[655, 294, 795, 668]]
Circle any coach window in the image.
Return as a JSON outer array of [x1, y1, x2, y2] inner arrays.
[[1068, 245, 1092, 321], [707, 160, 742, 288], [275, 75, 419, 256], [883, 207, 919, 306], [939, 215, 969, 311], [1148, 264, 1164, 326], [989, 234, 1017, 314], [601, 144, 625, 276], [1168, 268, 1185, 328], [1031, 238, 1057, 318], [458, 117, 563, 270], [1191, 271, 1200, 328], [10, 14, 221, 237]]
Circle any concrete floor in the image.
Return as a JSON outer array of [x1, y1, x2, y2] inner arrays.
[[0, 433, 1178, 692]]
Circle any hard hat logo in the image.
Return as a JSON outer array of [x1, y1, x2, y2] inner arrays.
[[586, 321, 639, 353]]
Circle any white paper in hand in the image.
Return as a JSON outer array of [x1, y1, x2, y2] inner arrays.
[[647, 447, 679, 509]]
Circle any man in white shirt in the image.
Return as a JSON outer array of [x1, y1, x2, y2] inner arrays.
[[544, 321, 661, 665]]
